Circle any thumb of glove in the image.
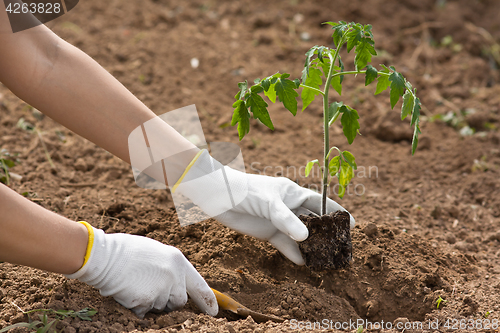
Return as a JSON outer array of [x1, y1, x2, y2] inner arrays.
[[269, 200, 309, 242]]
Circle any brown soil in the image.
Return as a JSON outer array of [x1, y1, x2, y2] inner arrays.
[[2, 0, 500, 332], [298, 211, 352, 271]]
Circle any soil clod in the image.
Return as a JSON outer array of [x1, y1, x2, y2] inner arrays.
[[298, 211, 352, 271]]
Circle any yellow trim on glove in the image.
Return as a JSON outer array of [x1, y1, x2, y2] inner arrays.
[[78, 221, 94, 268], [171, 149, 205, 193]]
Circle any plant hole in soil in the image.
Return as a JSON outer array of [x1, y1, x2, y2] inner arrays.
[[298, 210, 352, 271]]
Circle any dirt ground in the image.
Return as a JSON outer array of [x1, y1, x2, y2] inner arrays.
[[1, 0, 500, 332]]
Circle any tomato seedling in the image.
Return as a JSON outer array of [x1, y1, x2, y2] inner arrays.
[[231, 21, 421, 215]]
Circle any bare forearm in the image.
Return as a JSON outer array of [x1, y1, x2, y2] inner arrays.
[[1, 33, 195, 165], [0, 13, 197, 182], [0, 183, 88, 274], [18, 40, 156, 163]]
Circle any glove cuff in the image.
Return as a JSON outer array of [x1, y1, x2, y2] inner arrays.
[[172, 149, 248, 218], [171, 149, 205, 193], [64, 223, 105, 280], [79, 221, 94, 268]]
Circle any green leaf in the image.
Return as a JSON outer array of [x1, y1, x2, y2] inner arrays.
[[330, 66, 342, 95], [250, 85, 264, 94], [411, 97, 421, 126], [302, 46, 319, 82], [338, 56, 345, 84], [341, 151, 357, 170], [365, 65, 378, 86], [338, 153, 355, 199], [326, 21, 350, 48], [275, 74, 299, 116], [231, 100, 250, 140], [264, 85, 277, 103], [329, 156, 341, 177], [354, 37, 376, 71], [39, 319, 57, 333], [1, 158, 15, 168], [346, 25, 362, 53], [246, 90, 274, 130], [54, 309, 72, 317], [328, 101, 343, 126], [339, 105, 360, 144], [412, 124, 421, 155], [237, 81, 248, 99], [76, 307, 98, 321], [389, 71, 405, 109], [401, 90, 415, 120], [364, 24, 374, 37], [17, 118, 35, 132], [411, 98, 421, 155], [301, 68, 323, 112], [316, 46, 327, 63], [318, 57, 330, 77], [375, 65, 391, 95], [305, 159, 319, 177], [0, 323, 36, 333], [261, 73, 280, 103]]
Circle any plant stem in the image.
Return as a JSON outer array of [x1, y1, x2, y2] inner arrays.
[[321, 51, 339, 215], [331, 70, 365, 78], [330, 70, 418, 100], [299, 84, 325, 96], [1, 162, 9, 186]]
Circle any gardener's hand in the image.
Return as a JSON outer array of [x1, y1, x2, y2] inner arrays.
[[65, 223, 218, 318], [174, 150, 355, 265]]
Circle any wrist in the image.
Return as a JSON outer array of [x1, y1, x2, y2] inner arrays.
[[65, 221, 90, 274]]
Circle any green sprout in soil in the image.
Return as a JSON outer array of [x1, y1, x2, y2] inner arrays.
[[17, 117, 55, 169], [436, 296, 447, 309], [0, 307, 97, 333], [0, 149, 19, 186], [430, 109, 476, 136], [231, 21, 420, 214]]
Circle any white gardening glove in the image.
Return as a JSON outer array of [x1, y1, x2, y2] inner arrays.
[[174, 150, 355, 266], [65, 222, 217, 318]]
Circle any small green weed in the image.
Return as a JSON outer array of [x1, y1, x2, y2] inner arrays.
[[17, 117, 55, 169], [0, 149, 19, 185], [436, 296, 447, 309], [0, 307, 97, 333], [430, 109, 475, 136]]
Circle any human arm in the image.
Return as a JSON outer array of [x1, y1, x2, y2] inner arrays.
[[0, 183, 217, 317], [0, 5, 197, 179], [0, 5, 354, 269], [0, 183, 88, 274]]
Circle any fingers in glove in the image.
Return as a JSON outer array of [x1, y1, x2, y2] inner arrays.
[[292, 207, 314, 217], [184, 261, 218, 316], [270, 201, 309, 242], [269, 231, 305, 265], [130, 304, 153, 319], [152, 290, 172, 311], [301, 192, 356, 228], [166, 283, 188, 311]]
